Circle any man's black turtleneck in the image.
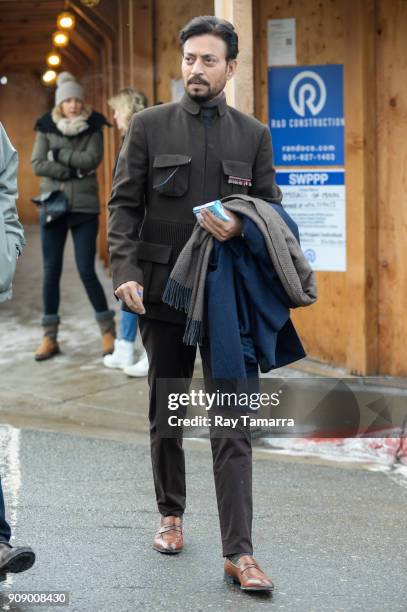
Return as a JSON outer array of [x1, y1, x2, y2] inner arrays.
[[198, 92, 226, 130], [194, 93, 227, 203]]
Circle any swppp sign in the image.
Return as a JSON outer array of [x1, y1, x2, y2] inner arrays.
[[268, 64, 344, 166], [276, 170, 346, 272]]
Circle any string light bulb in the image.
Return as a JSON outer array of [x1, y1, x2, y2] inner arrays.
[[57, 12, 76, 30], [46, 52, 62, 67], [52, 31, 69, 48], [42, 70, 57, 85]]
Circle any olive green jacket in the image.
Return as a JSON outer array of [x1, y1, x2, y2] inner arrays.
[[31, 110, 108, 213]]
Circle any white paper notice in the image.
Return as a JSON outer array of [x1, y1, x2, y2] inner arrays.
[[276, 170, 346, 272], [267, 18, 296, 66]]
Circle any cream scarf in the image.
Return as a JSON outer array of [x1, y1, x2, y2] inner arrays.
[[51, 104, 92, 136]]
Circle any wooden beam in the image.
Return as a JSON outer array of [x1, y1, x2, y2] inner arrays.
[[0, 26, 60, 36], [131, 0, 154, 104], [214, 0, 254, 115], [344, 0, 378, 374], [0, 0, 61, 5], [118, 0, 125, 90], [60, 45, 92, 68], [69, 29, 99, 64], [67, 0, 119, 267], [376, 0, 407, 374]]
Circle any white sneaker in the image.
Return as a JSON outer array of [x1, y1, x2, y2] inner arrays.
[[103, 339, 134, 369], [123, 350, 149, 377]]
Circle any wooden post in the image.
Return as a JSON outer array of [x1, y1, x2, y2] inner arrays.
[[153, 0, 214, 103], [117, 1, 154, 105], [214, 0, 254, 115], [131, 0, 154, 105], [376, 0, 407, 375], [343, 0, 378, 374]]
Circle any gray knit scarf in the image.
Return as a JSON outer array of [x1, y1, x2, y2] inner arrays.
[[162, 195, 318, 345]]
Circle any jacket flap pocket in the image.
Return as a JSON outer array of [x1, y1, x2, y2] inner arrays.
[[136, 241, 172, 264], [221, 160, 252, 179], [153, 154, 191, 169]]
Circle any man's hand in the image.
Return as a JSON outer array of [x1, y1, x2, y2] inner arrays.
[[115, 281, 146, 315], [199, 208, 243, 242]]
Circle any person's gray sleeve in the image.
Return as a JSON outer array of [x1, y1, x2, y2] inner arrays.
[[31, 131, 71, 180], [57, 130, 104, 171], [0, 123, 25, 300]]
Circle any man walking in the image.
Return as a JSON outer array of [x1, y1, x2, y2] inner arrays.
[[108, 16, 281, 591]]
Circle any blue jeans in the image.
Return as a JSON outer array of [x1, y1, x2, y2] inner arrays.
[[41, 214, 109, 316], [120, 307, 138, 342], [0, 480, 11, 543]]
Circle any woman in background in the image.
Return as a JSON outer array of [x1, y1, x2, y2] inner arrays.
[[103, 87, 149, 377], [31, 72, 115, 361]]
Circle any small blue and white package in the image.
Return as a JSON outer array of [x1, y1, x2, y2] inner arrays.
[[192, 200, 231, 222]]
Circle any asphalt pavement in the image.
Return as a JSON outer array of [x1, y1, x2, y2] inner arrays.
[[0, 426, 406, 612]]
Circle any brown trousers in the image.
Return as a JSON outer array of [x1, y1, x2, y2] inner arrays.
[[139, 317, 253, 557]]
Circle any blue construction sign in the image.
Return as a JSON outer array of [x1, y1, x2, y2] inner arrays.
[[268, 65, 344, 166]]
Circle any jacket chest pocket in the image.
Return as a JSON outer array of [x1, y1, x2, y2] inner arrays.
[[220, 160, 253, 196], [153, 154, 191, 197]]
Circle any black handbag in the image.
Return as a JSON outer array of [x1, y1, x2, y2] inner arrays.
[[32, 190, 70, 226]]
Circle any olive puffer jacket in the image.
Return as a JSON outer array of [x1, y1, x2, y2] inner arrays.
[[31, 107, 109, 214]]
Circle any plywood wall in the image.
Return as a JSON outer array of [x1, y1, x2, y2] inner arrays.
[[154, 0, 214, 103], [254, 0, 349, 368], [376, 0, 407, 375], [254, 0, 381, 374]]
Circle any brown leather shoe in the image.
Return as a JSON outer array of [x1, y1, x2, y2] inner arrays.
[[101, 331, 115, 356], [153, 516, 183, 554], [224, 555, 274, 592], [34, 336, 60, 361]]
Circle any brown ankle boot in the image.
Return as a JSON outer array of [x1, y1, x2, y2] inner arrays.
[[101, 331, 115, 356], [35, 320, 60, 361], [35, 336, 60, 361], [96, 310, 116, 356]]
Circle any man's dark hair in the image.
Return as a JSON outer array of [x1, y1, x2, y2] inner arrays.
[[179, 16, 239, 61]]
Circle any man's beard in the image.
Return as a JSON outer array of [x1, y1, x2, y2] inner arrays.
[[186, 79, 222, 103]]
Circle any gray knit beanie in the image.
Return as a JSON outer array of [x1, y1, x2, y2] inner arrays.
[[55, 72, 84, 105]]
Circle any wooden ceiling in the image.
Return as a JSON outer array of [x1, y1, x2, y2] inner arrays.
[[0, 0, 104, 74]]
